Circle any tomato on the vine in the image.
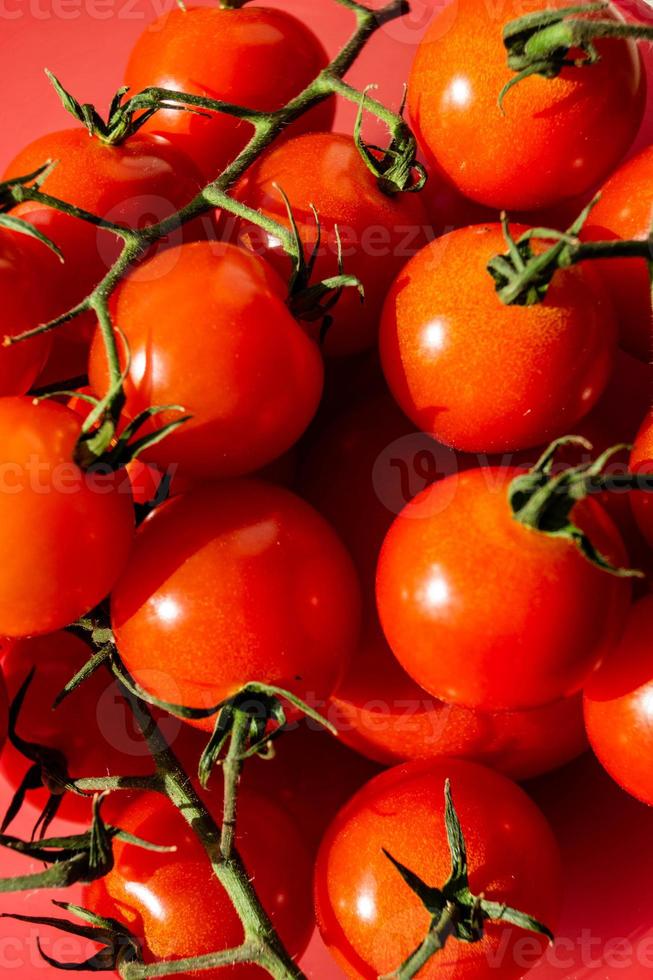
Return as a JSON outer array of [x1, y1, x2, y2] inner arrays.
[[85, 787, 314, 974], [231, 131, 430, 357], [584, 144, 653, 361], [315, 758, 562, 979], [380, 224, 617, 453], [408, 0, 645, 211], [629, 408, 653, 550], [0, 230, 52, 393], [584, 596, 653, 807], [0, 397, 135, 637], [124, 5, 334, 182], [88, 241, 324, 480], [376, 467, 631, 712], [0, 631, 171, 824], [4, 129, 205, 382], [110, 480, 361, 728]]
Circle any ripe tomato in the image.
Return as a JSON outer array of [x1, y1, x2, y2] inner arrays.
[[584, 596, 653, 806], [88, 241, 323, 480], [408, 0, 645, 211], [0, 631, 170, 824], [85, 788, 314, 975], [0, 230, 52, 393], [0, 666, 7, 758], [0, 397, 135, 637], [376, 467, 631, 712], [584, 143, 653, 361], [380, 224, 617, 453], [315, 759, 562, 980], [111, 480, 361, 729], [4, 129, 205, 382], [629, 408, 653, 550], [124, 5, 334, 182], [231, 132, 430, 357]]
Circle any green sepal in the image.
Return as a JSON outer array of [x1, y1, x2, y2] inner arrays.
[[354, 84, 426, 195], [53, 647, 112, 709], [0, 213, 64, 261]]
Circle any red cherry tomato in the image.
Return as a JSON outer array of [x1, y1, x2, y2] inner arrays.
[[0, 397, 135, 637], [111, 480, 361, 729], [231, 132, 430, 357], [584, 596, 653, 806], [629, 408, 653, 550], [4, 129, 205, 382], [88, 241, 323, 480], [0, 230, 52, 393], [85, 787, 314, 975], [315, 758, 562, 980], [124, 5, 334, 182], [0, 631, 173, 824], [380, 224, 617, 453], [408, 0, 645, 211], [377, 466, 631, 712], [584, 143, 653, 361]]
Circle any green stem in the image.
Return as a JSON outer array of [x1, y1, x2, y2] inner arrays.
[[72, 775, 163, 795], [121, 943, 256, 979], [381, 905, 457, 980], [220, 711, 250, 860]]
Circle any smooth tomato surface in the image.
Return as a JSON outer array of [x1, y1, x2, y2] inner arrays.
[[86, 788, 314, 976], [376, 467, 631, 711], [4, 129, 205, 382], [111, 480, 361, 728], [584, 143, 653, 360], [380, 224, 617, 453], [0, 397, 135, 637], [0, 631, 164, 824], [88, 241, 323, 480], [124, 5, 334, 182], [315, 758, 562, 979], [408, 0, 645, 211], [0, 230, 51, 393], [584, 596, 653, 806], [232, 132, 430, 357]]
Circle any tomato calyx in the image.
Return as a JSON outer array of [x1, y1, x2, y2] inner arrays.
[[510, 436, 643, 577], [380, 780, 554, 980], [354, 86, 427, 196], [500, 3, 653, 107], [45, 70, 210, 146], [0, 163, 64, 259]]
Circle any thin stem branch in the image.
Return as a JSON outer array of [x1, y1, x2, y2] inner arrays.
[[121, 943, 256, 979], [381, 905, 457, 980], [71, 774, 163, 795]]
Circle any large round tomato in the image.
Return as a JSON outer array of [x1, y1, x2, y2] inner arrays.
[[231, 132, 429, 357], [0, 230, 52, 393], [0, 631, 171, 824], [0, 397, 135, 637], [380, 224, 617, 453], [124, 5, 334, 182], [111, 480, 361, 729], [376, 467, 631, 712], [88, 241, 323, 480], [408, 0, 645, 211], [315, 759, 562, 980], [85, 787, 314, 975], [583, 143, 653, 361], [584, 596, 653, 806], [4, 129, 204, 382]]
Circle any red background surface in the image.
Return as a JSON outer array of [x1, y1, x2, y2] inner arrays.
[[2, 0, 653, 977]]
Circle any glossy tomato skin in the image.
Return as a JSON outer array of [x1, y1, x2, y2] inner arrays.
[[408, 0, 645, 211], [380, 224, 617, 454], [377, 467, 631, 712], [315, 758, 562, 980], [584, 596, 653, 806], [0, 631, 169, 824], [0, 397, 135, 637], [88, 241, 323, 480], [629, 408, 653, 550], [111, 480, 361, 729], [583, 144, 653, 361], [231, 132, 430, 357], [4, 129, 205, 383], [125, 6, 334, 182], [0, 231, 52, 393], [85, 788, 314, 976]]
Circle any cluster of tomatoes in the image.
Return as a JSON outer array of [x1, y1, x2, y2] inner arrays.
[[1, 0, 653, 977]]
